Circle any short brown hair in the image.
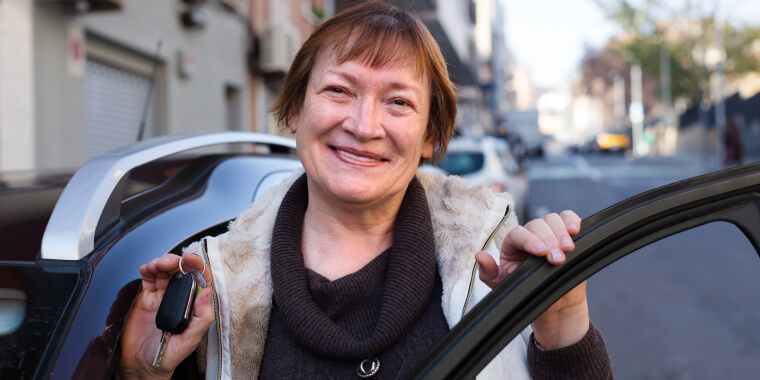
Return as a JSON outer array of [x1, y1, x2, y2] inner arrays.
[[269, 0, 457, 163]]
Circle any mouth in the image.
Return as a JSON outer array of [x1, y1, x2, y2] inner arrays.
[[330, 146, 387, 164]]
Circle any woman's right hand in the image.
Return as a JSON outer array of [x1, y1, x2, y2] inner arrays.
[[118, 253, 215, 379]]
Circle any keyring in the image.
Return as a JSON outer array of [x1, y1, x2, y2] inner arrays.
[[179, 251, 206, 277]]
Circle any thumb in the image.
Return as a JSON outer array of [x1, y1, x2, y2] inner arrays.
[[476, 251, 504, 289]]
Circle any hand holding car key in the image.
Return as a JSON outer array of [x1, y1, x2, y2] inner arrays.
[[118, 250, 215, 377], [152, 253, 207, 369]]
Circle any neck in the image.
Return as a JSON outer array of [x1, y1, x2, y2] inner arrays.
[[302, 181, 408, 280]]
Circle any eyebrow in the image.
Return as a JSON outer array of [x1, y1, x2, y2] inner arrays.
[[325, 68, 425, 97]]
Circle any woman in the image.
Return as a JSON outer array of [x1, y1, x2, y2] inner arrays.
[[119, 2, 612, 379]]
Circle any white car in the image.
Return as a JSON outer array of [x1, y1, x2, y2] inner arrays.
[[437, 137, 529, 223]]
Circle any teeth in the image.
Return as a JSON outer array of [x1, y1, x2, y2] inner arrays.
[[337, 149, 378, 162]]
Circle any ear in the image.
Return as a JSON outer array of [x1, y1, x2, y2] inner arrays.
[[287, 114, 298, 134], [421, 135, 435, 159]]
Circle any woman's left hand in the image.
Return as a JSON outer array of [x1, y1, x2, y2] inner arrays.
[[475, 210, 589, 350]]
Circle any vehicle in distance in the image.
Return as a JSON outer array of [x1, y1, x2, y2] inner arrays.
[[595, 131, 630, 152], [435, 136, 529, 223]]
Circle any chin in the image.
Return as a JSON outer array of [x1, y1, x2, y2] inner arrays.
[[328, 179, 384, 204]]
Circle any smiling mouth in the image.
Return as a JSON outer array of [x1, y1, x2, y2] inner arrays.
[[331, 147, 387, 163]]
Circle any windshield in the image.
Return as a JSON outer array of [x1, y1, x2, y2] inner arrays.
[[438, 152, 485, 176]]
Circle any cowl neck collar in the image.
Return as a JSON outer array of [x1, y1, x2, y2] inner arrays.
[[270, 174, 437, 360]]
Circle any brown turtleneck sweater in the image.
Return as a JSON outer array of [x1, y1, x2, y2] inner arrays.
[[258, 174, 613, 379]]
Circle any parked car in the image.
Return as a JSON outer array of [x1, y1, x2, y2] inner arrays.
[[435, 137, 529, 223], [0, 132, 301, 379], [2, 132, 760, 379]]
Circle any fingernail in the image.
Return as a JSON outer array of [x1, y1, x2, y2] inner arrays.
[[550, 249, 564, 262], [567, 222, 578, 230], [533, 242, 547, 252], [560, 236, 573, 247]]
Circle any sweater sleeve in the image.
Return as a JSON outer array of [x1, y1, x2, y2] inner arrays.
[[527, 322, 614, 380]]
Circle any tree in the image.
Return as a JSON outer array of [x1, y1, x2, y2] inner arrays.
[[593, 0, 760, 105]]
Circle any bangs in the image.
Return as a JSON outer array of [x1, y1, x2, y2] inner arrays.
[[324, 12, 429, 79], [333, 28, 428, 77]]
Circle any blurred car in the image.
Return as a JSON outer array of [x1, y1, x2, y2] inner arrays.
[[594, 131, 630, 152], [3, 132, 760, 379], [435, 137, 529, 223]]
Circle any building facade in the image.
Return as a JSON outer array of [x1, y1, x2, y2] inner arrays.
[[1, 0, 251, 171]]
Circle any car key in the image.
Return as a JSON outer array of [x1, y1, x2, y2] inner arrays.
[[152, 271, 199, 369]]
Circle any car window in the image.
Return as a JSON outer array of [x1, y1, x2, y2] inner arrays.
[[437, 152, 485, 176], [498, 150, 520, 176], [0, 266, 79, 378], [123, 157, 194, 199]]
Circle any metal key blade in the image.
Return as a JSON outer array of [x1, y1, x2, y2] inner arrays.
[[152, 331, 170, 369]]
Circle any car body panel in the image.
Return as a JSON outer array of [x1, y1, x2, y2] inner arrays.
[[42, 132, 296, 261], [48, 156, 301, 379]]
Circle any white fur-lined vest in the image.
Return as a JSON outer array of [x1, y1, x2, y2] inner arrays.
[[184, 169, 532, 379]]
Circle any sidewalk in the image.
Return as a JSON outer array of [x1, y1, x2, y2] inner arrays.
[[633, 153, 760, 175]]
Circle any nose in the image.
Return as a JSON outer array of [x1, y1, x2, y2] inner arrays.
[[343, 97, 385, 141]]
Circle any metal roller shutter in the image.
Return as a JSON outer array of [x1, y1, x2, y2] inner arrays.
[[84, 59, 157, 158]]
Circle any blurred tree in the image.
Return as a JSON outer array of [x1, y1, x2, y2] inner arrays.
[[593, 0, 760, 105], [579, 41, 661, 121]]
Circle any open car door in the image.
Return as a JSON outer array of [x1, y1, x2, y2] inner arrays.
[[408, 162, 760, 379]]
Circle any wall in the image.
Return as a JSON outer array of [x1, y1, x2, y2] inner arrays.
[[32, 0, 250, 170], [0, 0, 36, 171]]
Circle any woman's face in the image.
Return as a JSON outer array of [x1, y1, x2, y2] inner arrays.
[[290, 49, 434, 208]]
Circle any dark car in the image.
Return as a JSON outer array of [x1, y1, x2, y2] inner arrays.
[[0, 132, 301, 379], [2, 132, 759, 379]]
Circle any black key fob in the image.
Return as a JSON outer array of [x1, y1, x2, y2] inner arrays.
[[156, 271, 198, 334]]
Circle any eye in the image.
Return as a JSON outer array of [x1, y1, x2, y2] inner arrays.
[[329, 87, 345, 94], [393, 99, 409, 106]]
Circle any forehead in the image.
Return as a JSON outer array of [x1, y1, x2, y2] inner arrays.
[[313, 46, 429, 85]]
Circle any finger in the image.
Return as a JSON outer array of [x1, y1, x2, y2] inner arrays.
[[188, 288, 215, 331], [501, 225, 547, 261], [476, 251, 505, 288], [560, 210, 582, 235], [174, 289, 215, 355], [154, 253, 182, 273], [139, 262, 159, 293], [524, 219, 565, 265], [139, 255, 180, 292], [544, 213, 574, 252]]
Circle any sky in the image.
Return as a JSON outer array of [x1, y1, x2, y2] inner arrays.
[[502, 0, 760, 90], [503, 0, 619, 89]]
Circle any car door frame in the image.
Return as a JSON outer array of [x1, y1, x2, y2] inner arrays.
[[408, 162, 760, 379]]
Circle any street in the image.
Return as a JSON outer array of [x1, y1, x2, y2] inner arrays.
[[525, 153, 760, 379]]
